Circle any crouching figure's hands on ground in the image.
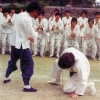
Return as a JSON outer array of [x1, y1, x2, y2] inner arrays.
[[69, 93, 78, 99]]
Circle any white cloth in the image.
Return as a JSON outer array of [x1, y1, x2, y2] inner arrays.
[[33, 18, 48, 56], [63, 25, 80, 50], [49, 19, 63, 56], [81, 25, 100, 58], [10, 12, 38, 49], [62, 16, 72, 32], [50, 47, 90, 95]]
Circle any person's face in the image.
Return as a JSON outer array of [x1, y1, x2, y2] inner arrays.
[[30, 10, 39, 18], [55, 15, 60, 20], [10, 9, 15, 14], [71, 21, 77, 26], [3, 12, 8, 17], [95, 14, 100, 19], [38, 14, 43, 20], [82, 12, 86, 18], [88, 21, 93, 27], [0, 8, 2, 12], [65, 12, 70, 17]]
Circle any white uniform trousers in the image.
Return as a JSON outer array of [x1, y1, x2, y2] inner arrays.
[[1, 33, 11, 54], [96, 39, 100, 59], [50, 38, 61, 57], [33, 35, 46, 56], [63, 40, 79, 50], [82, 39, 97, 59]]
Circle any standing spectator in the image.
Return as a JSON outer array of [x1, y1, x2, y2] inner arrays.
[[0, 6, 3, 51], [3, 2, 41, 92], [49, 12, 63, 58], [63, 18, 80, 50], [81, 18, 100, 60], [33, 11, 48, 57], [94, 12, 100, 60], [77, 10, 88, 44], [1, 8, 13, 54]]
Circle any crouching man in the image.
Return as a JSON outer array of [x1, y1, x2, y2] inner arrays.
[[48, 47, 96, 99]]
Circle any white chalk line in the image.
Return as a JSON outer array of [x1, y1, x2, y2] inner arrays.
[[0, 72, 100, 82]]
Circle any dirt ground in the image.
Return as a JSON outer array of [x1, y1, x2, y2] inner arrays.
[[0, 54, 100, 100]]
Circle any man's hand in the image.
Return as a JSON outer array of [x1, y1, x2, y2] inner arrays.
[[69, 93, 78, 99], [28, 37, 34, 42]]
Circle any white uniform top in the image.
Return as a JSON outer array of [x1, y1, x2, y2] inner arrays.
[[10, 13, 18, 30], [0, 12, 3, 24], [34, 18, 48, 34], [77, 17, 88, 30], [10, 12, 38, 49], [62, 47, 90, 95], [65, 25, 80, 41], [1, 15, 13, 34], [62, 16, 72, 31], [81, 24, 100, 41], [94, 19, 100, 31]]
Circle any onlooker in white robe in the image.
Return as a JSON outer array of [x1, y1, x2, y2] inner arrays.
[[0, 6, 3, 50], [33, 12, 48, 57], [77, 10, 88, 44], [63, 17, 80, 50], [49, 12, 63, 58], [48, 47, 96, 99], [1, 8, 13, 54], [94, 12, 100, 60], [81, 18, 100, 60]]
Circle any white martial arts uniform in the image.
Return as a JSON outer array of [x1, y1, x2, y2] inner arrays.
[[63, 25, 80, 50], [50, 47, 93, 95], [49, 19, 63, 57], [94, 19, 100, 60], [77, 17, 88, 44], [81, 24, 100, 59], [1, 15, 13, 54], [33, 17, 48, 56], [0, 12, 3, 49]]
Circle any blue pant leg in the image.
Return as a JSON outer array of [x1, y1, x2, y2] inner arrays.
[[5, 46, 19, 77], [19, 48, 34, 85]]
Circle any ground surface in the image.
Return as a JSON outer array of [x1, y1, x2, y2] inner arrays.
[[0, 54, 100, 100]]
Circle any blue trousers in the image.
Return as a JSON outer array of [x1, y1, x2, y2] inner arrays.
[[5, 46, 34, 85]]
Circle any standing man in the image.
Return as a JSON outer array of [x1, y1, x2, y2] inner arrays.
[[81, 18, 100, 60], [3, 2, 41, 92], [49, 12, 63, 58], [94, 12, 100, 60], [33, 11, 48, 57], [48, 47, 96, 99]]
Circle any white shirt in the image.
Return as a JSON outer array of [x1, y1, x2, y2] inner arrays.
[[77, 17, 88, 29], [81, 24, 100, 40], [1, 15, 13, 34], [62, 16, 72, 31], [10, 12, 38, 49]]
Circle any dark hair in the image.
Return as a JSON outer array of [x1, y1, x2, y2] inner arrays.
[[54, 8, 59, 12], [58, 53, 75, 69], [55, 12, 61, 17], [94, 11, 100, 15], [65, 10, 71, 13], [2, 8, 9, 14], [37, 11, 44, 16], [0, 6, 2, 8], [71, 17, 77, 23], [26, 1, 41, 13], [88, 18, 94, 24], [81, 10, 87, 16]]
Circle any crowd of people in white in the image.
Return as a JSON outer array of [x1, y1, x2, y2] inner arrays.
[[0, 6, 100, 60]]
